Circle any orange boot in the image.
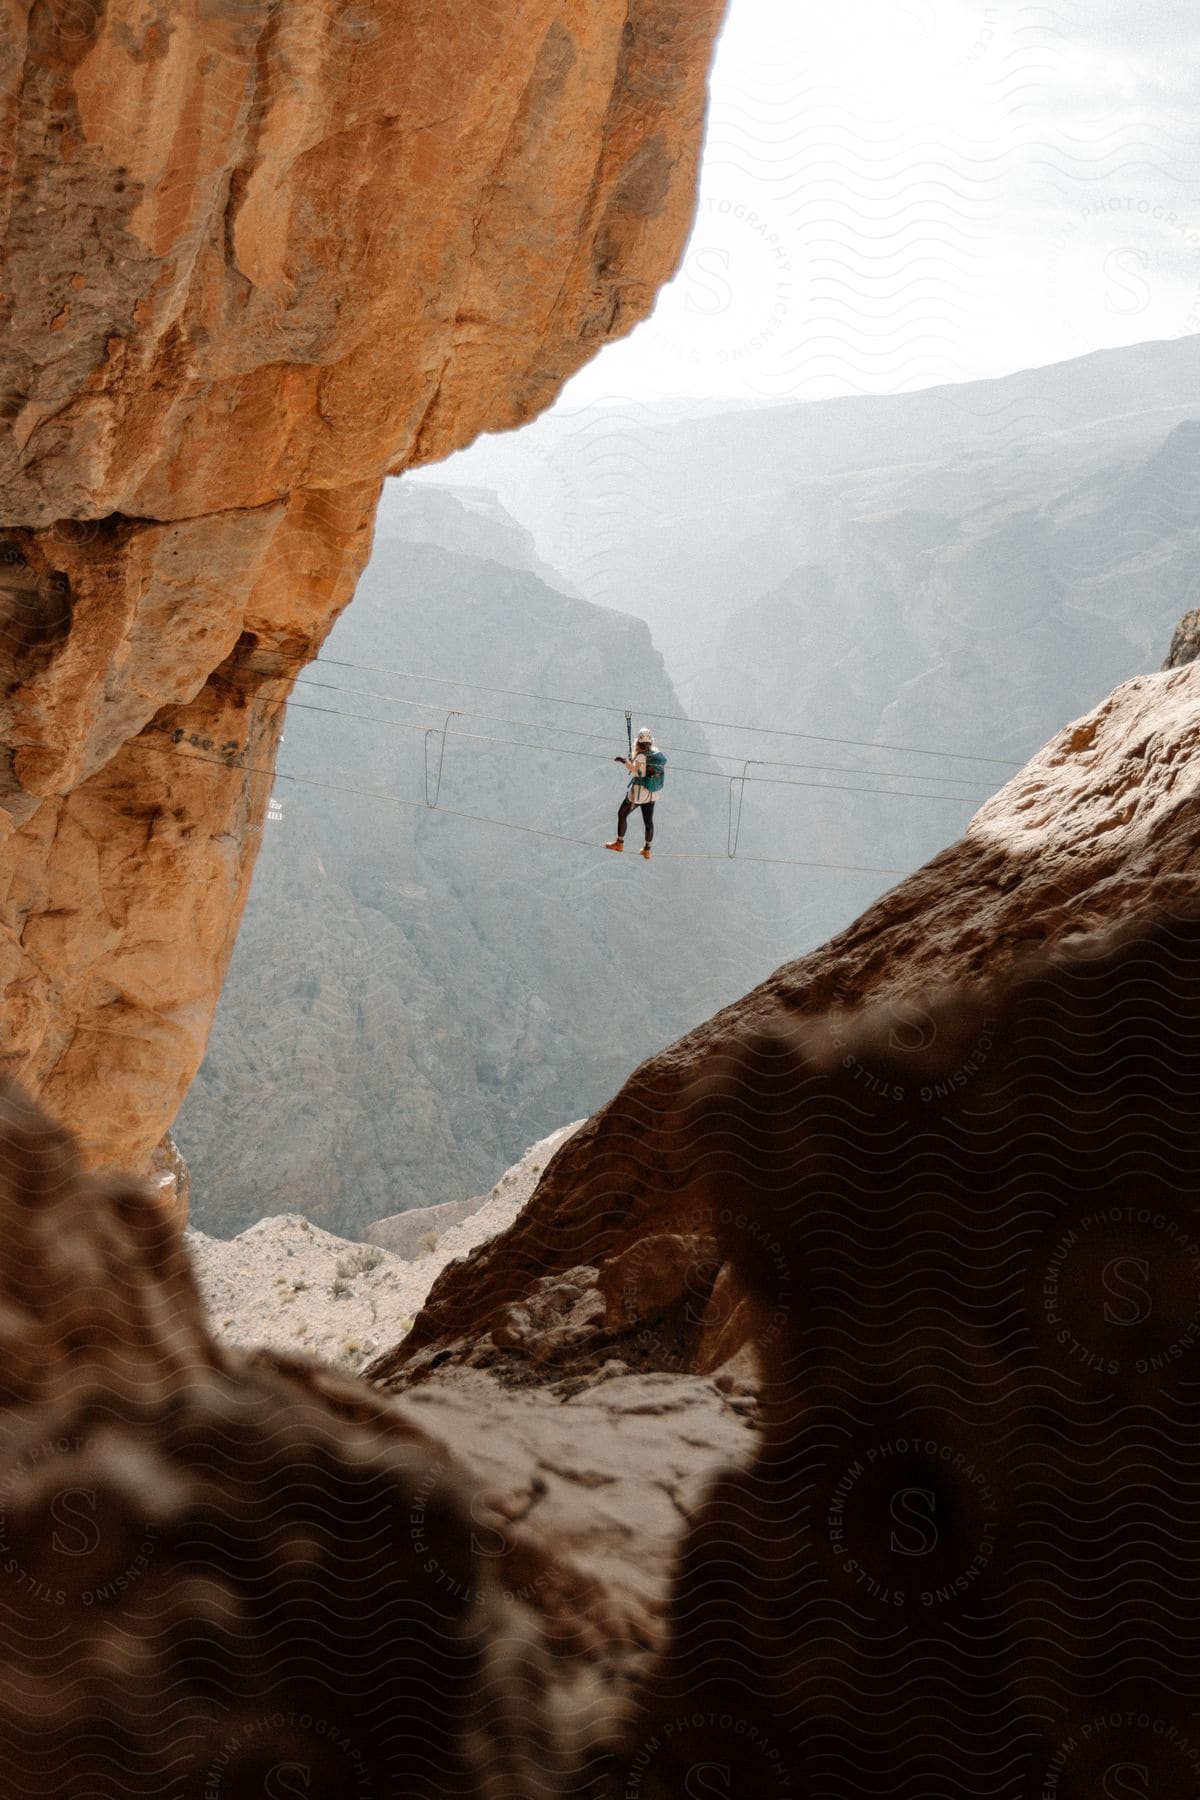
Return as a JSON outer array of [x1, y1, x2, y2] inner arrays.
[[640, 844, 652, 860], [605, 839, 624, 852]]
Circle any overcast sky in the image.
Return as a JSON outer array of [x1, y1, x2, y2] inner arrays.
[[560, 0, 1200, 405]]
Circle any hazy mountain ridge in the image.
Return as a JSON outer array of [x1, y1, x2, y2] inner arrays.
[[685, 415, 1200, 890], [701, 416, 1200, 741], [374, 480, 579, 594], [423, 333, 1200, 678]]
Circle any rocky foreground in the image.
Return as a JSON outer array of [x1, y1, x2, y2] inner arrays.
[[0, 656, 1196, 1793]]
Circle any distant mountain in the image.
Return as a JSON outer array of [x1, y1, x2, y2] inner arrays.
[[176, 503, 795, 1239], [420, 333, 1200, 681], [700, 416, 1200, 746], [677, 417, 1200, 887], [373, 480, 577, 594]]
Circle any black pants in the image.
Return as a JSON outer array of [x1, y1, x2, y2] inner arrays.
[[618, 797, 655, 844]]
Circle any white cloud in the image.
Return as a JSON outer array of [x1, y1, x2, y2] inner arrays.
[[560, 0, 1200, 405]]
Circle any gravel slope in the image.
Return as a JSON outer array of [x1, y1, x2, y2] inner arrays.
[[186, 1122, 583, 1375]]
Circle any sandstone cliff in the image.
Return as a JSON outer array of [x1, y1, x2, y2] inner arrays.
[[0, 0, 727, 1190]]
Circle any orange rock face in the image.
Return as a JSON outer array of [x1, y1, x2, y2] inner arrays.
[[0, 0, 727, 1182]]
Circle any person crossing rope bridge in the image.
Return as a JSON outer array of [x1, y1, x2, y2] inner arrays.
[[607, 725, 667, 859]]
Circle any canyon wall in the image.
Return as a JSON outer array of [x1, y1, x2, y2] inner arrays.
[[0, 0, 727, 1190]]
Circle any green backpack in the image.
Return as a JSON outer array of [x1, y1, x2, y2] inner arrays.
[[642, 749, 668, 794]]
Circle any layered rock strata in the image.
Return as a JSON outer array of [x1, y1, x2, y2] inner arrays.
[[0, 0, 727, 1185]]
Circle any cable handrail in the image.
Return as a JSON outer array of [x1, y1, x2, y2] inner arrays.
[[234, 649, 1025, 769], [131, 735, 914, 877]]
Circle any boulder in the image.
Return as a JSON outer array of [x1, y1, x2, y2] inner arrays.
[[0, 1080, 631, 1795], [365, 1197, 483, 1261], [1164, 606, 1200, 668], [629, 910, 1200, 1796]]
